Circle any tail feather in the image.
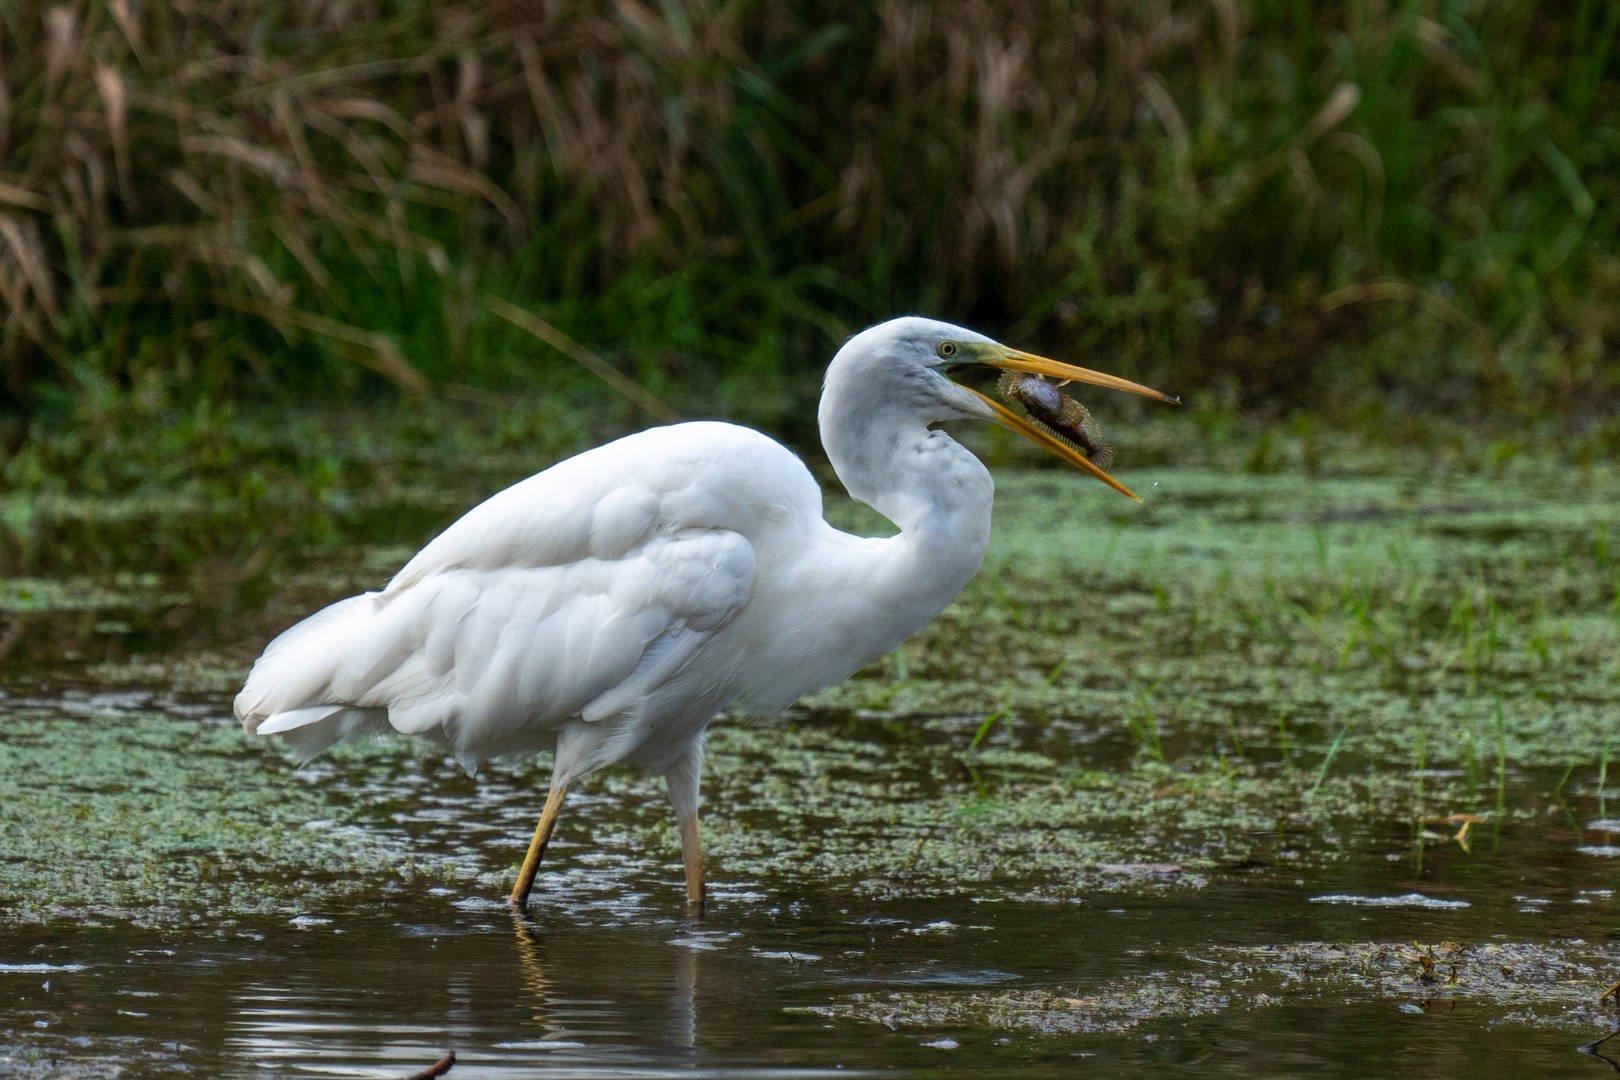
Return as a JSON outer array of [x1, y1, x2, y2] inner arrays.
[[277, 706, 393, 764], [235, 592, 384, 727], [235, 592, 399, 760], [256, 705, 344, 735]]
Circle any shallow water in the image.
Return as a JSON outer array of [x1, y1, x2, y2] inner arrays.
[[5, 459, 1620, 1077], [5, 793, 1620, 1079]]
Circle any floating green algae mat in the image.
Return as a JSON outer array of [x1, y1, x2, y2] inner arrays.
[[0, 699, 465, 923], [800, 939, 1620, 1037], [4, 458, 1619, 921]]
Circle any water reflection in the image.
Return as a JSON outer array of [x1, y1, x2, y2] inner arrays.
[[1582, 1028, 1620, 1074], [668, 931, 699, 1051], [6, 847, 1620, 1078], [224, 905, 873, 1079], [7, 682, 1620, 1078]]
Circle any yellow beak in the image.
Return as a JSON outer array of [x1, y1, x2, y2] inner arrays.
[[960, 346, 1177, 502], [966, 388, 1142, 501], [986, 348, 1180, 404]]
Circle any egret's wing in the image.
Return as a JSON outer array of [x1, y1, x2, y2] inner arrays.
[[234, 527, 756, 767], [384, 422, 792, 592], [236, 422, 816, 765]]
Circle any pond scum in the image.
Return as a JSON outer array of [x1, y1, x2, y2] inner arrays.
[[796, 939, 1620, 1037], [3, 445, 1620, 1034]]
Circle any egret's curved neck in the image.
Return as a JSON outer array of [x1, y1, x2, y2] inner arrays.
[[818, 360, 994, 588]]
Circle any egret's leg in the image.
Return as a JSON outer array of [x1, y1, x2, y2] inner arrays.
[[678, 813, 705, 907], [510, 781, 570, 910], [665, 743, 706, 908]]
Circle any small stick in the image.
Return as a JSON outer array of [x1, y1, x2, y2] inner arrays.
[[396, 1052, 455, 1080], [1580, 1028, 1620, 1075]]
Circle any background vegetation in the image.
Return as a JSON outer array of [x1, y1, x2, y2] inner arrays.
[[0, 0, 1617, 488]]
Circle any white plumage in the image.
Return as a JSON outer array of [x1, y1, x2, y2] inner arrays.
[[235, 317, 1172, 908]]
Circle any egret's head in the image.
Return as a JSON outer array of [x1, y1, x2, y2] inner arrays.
[[826, 317, 1177, 501]]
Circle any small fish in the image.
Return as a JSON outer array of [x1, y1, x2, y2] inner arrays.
[[996, 372, 1116, 471]]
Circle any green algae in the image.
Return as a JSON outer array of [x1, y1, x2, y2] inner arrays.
[[0, 576, 179, 615], [800, 939, 1620, 1038], [82, 654, 250, 695], [0, 1045, 121, 1080], [663, 459, 1620, 900], [5, 455, 1620, 920], [812, 461, 1620, 791], [0, 703, 461, 923]]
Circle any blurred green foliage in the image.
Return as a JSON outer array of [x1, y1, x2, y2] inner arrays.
[[0, 0, 1616, 479]]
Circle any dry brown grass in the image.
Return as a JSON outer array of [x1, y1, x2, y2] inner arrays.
[[0, 0, 777, 395], [0, 1, 1614, 420]]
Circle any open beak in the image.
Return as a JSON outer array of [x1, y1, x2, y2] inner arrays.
[[956, 346, 1179, 503], [985, 348, 1180, 404]]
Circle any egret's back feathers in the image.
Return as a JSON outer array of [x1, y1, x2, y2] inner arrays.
[[236, 423, 788, 774]]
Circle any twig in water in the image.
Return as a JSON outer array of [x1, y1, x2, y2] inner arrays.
[[1555, 760, 1577, 798], [1579, 1027, 1620, 1073], [396, 1052, 456, 1080]]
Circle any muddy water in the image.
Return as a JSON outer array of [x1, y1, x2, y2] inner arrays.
[[4, 459, 1620, 1077]]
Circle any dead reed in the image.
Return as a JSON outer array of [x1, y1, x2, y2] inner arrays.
[[0, 1, 1615, 429]]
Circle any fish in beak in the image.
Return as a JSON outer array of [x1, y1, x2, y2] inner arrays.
[[950, 345, 1178, 502]]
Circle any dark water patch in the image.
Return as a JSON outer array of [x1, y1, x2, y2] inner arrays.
[[4, 860, 1619, 1078]]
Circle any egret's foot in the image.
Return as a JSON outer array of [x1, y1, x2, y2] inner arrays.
[[510, 781, 570, 910], [679, 813, 705, 914]]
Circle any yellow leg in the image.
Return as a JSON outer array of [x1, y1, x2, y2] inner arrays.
[[510, 781, 569, 910], [679, 813, 705, 909]]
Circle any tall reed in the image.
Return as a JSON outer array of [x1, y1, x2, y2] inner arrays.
[[0, 0, 1614, 434]]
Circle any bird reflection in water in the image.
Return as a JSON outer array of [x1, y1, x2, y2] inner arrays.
[[508, 912, 701, 1055], [509, 914, 565, 1045], [668, 931, 699, 1050]]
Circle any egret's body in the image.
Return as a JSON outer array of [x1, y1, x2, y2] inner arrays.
[[235, 318, 1172, 907]]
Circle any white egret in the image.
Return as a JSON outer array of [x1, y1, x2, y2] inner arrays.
[[234, 317, 1174, 909]]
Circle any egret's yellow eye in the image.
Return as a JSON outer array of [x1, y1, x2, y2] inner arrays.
[[937, 341, 958, 359]]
